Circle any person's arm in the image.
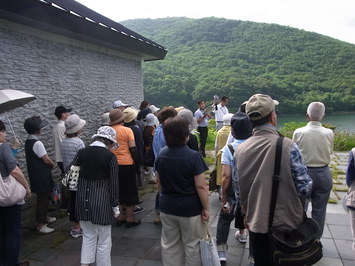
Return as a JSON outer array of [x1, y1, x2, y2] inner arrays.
[[196, 114, 207, 124], [156, 171, 162, 191], [221, 164, 232, 211], [42, 154, 54, 168], [194, 172, 209, 221], [11, 166, 31, 198], [290, 142, 313, 206]]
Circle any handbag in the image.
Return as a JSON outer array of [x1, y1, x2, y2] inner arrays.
[[268, 137, 323, 266], [208, 168, 218, 191], [0, 174, 26, 207], [62, 165, 80, 190], [200, 221, 220, 266]]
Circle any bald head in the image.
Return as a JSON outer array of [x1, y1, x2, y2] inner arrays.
[[307, 102, 325, 121]]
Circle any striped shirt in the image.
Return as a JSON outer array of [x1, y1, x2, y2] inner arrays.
[[73, 141, 119, 225], [60, 137, 85, 171]]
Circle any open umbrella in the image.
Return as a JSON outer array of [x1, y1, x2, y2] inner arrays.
[[0, 89, 36, 137]]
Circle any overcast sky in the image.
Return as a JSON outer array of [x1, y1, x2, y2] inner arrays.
[[75, 0, 355, 44]]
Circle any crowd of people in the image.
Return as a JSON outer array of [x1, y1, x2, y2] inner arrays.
[[1, 93, 355, 266]]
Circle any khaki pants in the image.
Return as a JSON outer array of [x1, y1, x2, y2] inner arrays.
[[160, 213, 203, 266]]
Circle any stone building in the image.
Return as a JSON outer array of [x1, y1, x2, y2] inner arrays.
[[0, 0, 166, 225]]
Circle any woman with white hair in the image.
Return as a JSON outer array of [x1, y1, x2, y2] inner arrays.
[[70, 126, 119, 266], [177, 109, 199, 151]]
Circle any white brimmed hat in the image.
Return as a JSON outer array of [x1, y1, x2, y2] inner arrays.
[[149, 104, 160, 113], [144, 113, 156, 127], [65, 114, 86, 134], [92, 126, 118, 147]]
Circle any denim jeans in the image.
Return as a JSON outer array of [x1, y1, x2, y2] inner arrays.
[[216, 208, 235, 249], [0, 204, 22, 266]]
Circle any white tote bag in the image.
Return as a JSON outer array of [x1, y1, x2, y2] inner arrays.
[[199, 221, 220, 266], [0, 174, 26, 206]]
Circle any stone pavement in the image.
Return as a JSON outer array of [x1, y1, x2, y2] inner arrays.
[[19, 152, 355, 265], [19, 191, 355, 266]]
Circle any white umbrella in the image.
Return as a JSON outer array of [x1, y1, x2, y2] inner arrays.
[[0, 89, 36, 137]]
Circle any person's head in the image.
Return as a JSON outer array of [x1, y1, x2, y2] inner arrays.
[[112, 100, 128, 111], [54, 105, 71, 120], [138, 107, 151, 120], [231, 111, 252, 140], [65, 114, 86, 137], [144, 113, 157, 127], [177, 109, 198, 131], [163, 116, 190, 147], [223, 113, 234, 126], [246, 94, 279, 127], [157, 107, 177, 124], [101, 112, 110, 126], [306, 102, 325, 122], [139, 100, 149, 110], [220, 96, 229, 106], [91, 126, 118, 149], [24, 116, 49, 135], [0, 120, 6, 143], [123, 107, 138, 124], [109, 109, 127, 126], [197, 100, 206, 109]]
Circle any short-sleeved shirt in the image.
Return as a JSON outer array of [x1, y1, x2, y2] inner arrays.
[[221, 139, 246, 196], [0, 143, 17, 178], [156, 145, 208, 217], [60, 137, 85, 171], [194, 109, 208, 127], [111, 124, 135, 165], [52, 120, 65, 162], [28, 135, 47, 158]]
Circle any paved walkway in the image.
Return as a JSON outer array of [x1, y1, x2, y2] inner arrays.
[[19, 152, 355, 265], [19, 192, 355, 265]]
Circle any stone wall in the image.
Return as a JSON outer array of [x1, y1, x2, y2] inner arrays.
[[0, 19, 144, 227]]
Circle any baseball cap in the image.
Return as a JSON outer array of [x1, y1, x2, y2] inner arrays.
[[246, 94, 279, 121], [113, 100, 128, 109], [54, 105, 72, 118]]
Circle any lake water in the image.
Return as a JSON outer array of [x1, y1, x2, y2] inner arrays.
[[277, 114, 355, 132]]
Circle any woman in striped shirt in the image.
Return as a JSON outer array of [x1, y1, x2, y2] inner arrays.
[[71, 126, 119, 266]]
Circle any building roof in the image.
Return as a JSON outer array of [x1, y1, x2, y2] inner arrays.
[[0, 0, 167, 61]]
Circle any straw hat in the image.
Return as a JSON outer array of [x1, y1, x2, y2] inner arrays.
[[123, 107, 139, 123]]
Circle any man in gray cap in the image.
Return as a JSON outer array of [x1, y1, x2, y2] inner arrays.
[[235, 94, 312, 265]]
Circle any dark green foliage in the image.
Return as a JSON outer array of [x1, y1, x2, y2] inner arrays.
[[122, 17, 355, 113]]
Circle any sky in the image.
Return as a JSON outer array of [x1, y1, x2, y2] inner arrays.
[[75, 0, 355, 44]]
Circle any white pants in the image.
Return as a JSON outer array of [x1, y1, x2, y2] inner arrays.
[[160, 213, 203, 266], [80, 221, 112, 266]]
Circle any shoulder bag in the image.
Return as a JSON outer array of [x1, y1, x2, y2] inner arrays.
[[268, 137, 323, 266], [62, 165, 80, 190], [0, 173, 26, 206], [200, 221, 220, 266]]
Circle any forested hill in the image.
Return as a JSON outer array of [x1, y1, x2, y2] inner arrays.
[[121, 17, 355, 113]]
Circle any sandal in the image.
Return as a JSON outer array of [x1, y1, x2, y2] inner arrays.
[[125, 219, 141, 228]]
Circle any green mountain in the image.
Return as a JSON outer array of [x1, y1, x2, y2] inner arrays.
[[121, 17, 355, 113]]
